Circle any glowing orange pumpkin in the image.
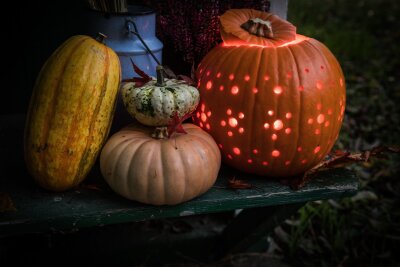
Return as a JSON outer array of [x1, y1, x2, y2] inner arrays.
[[193, 9, 346, 177]]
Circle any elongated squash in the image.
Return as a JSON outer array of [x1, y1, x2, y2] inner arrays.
[[24, 34, 121, 191]]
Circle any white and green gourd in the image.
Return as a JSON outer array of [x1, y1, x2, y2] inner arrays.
[[122, 65, 200, 126]]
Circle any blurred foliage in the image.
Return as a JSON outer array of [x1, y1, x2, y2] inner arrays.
[[271, 0, 400, 266], [288, 0, 400, 149]]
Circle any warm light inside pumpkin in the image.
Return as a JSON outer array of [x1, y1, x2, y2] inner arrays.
[[231, 86, 239, 94], [194, 91, 344, 168], [229, 117, 238, 127], [272, 150, 280, 157], [233, 147, 241, 155], [222, 34, 309, 48], [273, 120, 283, 130], [273, 86, 283, 95], [206, 81, 212, 90], [317, 114, 325, 124]]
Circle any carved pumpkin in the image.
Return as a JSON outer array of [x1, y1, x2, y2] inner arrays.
[[24, 34, 121, 191], [194, 9, 346, 177], [100, 123, 221, 205]]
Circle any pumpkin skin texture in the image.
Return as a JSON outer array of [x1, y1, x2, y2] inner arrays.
[[121, 79, 200, 126], [24, 35, 121, 191], [193, 9, 346, 177], [100, 123, 221, 205]]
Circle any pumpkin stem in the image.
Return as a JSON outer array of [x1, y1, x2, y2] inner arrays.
[[95, 32, 107, 44], [241, 18, 273, 38], [155, 65, 166, 87], [152, 127, 169, 139]]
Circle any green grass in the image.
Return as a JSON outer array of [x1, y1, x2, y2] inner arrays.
[[270, 1, 400, 266]]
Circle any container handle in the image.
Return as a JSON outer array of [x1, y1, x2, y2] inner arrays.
[[126, 19, 161, 66]]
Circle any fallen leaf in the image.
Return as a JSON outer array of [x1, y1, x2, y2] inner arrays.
[[77, 184, 103, 191], [0, 192, 16, 212], [282, 145, 400, 190], [227, 176, 253, 189]]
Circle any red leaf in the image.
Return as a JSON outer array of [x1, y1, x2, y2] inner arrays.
[[130, 58, 151, 80], [227, 177, 253, 189], [167, 111, 193, 138], [121, 58, 152, 86], [168, 111, 187, 137]]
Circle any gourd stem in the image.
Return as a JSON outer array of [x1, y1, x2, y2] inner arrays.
[[151, 127, 169, 139], [156, 65, 166, 87], [241, 18, 273, 38], [95, 32, 107, 43]]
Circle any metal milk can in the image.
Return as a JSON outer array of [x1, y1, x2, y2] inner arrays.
[[84, 5, 163, 130]]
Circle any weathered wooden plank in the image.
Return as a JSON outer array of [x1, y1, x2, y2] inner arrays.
[[0, 114, 358, 236]]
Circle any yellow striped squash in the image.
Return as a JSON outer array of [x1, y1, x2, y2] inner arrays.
[[24, 34, 121, 191]]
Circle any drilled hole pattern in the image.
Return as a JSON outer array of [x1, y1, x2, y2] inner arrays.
[[194, 43, 346, 176]]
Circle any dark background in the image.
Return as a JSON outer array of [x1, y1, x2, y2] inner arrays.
[[3, 1, 90, 115], [1, 1, 399, 266]]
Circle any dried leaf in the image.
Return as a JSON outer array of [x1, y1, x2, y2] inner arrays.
[[177, 74, 195, 86], [78, 184, 103, 191], [162, 65, 177, 79], [167, 111, 193, 138], [0, 192, 16, 212], [227, 176, 253, 189], [282, 145, 400, 190], [121, 58, 152, 86], [163, 64, 196, 86]]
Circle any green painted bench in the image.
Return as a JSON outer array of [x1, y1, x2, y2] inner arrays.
[[0, 114, 358, 258]]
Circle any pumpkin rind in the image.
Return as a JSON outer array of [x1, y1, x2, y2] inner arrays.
[[121, 79, 200, 126], [100, 123, 221, 205], [194, 10, 346, 177], [24, 35, 121, 191]]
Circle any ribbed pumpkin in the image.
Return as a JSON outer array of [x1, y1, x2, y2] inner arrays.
[[100, 123, 221, 205], [24, 34, 121, 191], [121, 72, 199, 127], [194, 9, 346, 177]]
